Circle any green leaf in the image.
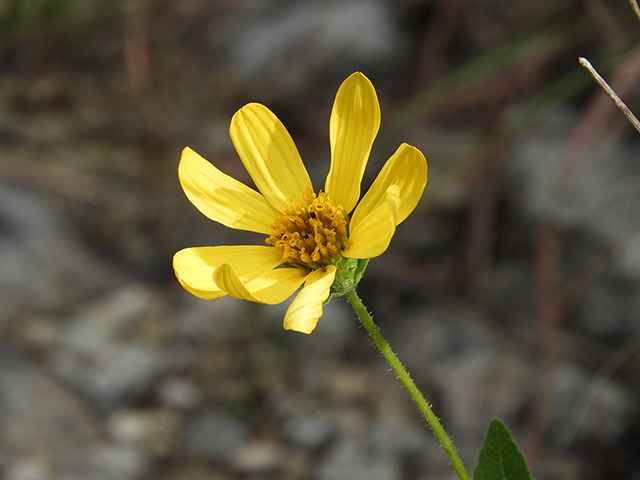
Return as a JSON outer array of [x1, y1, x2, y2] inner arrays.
[[473, 419, 534, 480]]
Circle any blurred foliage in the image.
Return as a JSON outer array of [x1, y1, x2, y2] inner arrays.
[[0, 0, 124, 32]]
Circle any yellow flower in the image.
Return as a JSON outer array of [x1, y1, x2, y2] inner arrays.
[[173, 72, 427, 334]]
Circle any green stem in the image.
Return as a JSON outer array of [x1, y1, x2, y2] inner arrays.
[[345, 288, 471, 480]]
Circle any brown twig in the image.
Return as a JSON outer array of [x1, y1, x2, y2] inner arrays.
[[522, 218, 562, 466], [556, 332, 640, 448], [553, 46, 640, 198], [578, 57, 640, 134], [124, 0, 172, 140], [630, 0, 640, 22], [523, 42, 640, 466], [0, 153, 132, 207], [416, 0, 465, 85]]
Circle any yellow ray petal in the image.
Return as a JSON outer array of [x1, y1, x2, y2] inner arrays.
[[343, 185, 400, 259], [179, 147, 277, 234], [213, 263, 308, 305], [350, 143, 427, 229], [173, 245, 282, 300], [325, 72, 380, 213], [283, 265, 337, 334], [230, 103, 313, 212]]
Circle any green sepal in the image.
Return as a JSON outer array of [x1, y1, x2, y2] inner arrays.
[[325, 257, 369, 304], [473, 419, 534, 480]]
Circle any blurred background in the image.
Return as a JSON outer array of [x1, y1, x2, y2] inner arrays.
[[1, 0, 640, 479]]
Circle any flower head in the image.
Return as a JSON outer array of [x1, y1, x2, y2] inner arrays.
[[174, 72, 427, 334]]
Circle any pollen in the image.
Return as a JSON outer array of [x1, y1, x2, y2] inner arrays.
[[266, 188, 348, 270]]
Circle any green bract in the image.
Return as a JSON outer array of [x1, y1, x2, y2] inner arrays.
[[327, 257, 369, 301]]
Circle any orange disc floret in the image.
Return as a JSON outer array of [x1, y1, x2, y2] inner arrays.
[[266, 188, 348, 270]]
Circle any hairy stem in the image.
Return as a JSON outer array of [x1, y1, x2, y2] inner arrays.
[[345, 288, 470, 480]]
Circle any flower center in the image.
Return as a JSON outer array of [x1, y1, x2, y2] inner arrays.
[[266, 188, 348, 270]]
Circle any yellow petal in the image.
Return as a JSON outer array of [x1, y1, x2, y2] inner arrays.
[[213, 263, 308, 305], [350, 143, 427, 229], [325, 72, 381, 213], [230, 103, 313, 212], [173, 245, 282, 300], [343, 185, 400, 259], [179, 147, 277, 234], [283, 265, 337, 334]]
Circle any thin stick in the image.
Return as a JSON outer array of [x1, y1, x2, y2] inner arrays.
[[578, 57, 640, 134], [630, 0, 640, 23], [556, 332, 640, 448]]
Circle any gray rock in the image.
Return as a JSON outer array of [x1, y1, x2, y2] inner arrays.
[[156, 376, 203, 410], [367, 413, 439, 460], [368, 413, 457, 477], [225, 0, 408, 92], [229, 439, 287, 475], [392, 303, 536, 439], [173, 293, 247, 345], [551, 362, 636, 448], [3, 457, 49, 480], [108, 408, 184, 457], [183, 409, 250, 461], [0, 348, 145, 480], [0, 182, 118, 319], [50, 284, 165, 411], [5, 451, 144, 480], [52, 443, 147, 480], [432, 347, 534, 440], [507, 110, 640, 246], [315, 438, 401, 480], [0, 347, 100, 458], [504, 108, 640, 339], [312, 410, 450, 480], [295, 298, 357, 354], [573, 275, 640, 339], [281, 413, 336, 450]]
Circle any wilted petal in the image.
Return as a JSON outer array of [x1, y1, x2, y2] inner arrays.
[[350, 143, 427, 229], [343, 185, 400, 259], [173, 245, 281, 299], [213, 263, 308, 305], [283, 265, 337, 334]]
